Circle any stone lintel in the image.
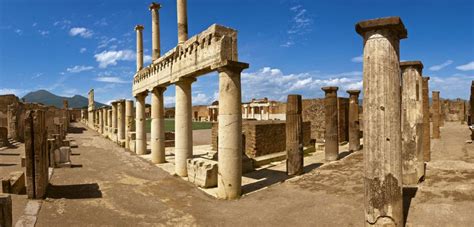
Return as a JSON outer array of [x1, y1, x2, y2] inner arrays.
[[400, 60, 423, 72], [135, 25, 144, 31], [355, 16, 407, 39], [149, 2, 162, 10], [322, 86, 339, 93], [347, 89, 361, 96]]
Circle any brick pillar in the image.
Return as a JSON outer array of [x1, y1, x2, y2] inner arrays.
[[422, 77, 431, 161], [286, 94, 303, 175]]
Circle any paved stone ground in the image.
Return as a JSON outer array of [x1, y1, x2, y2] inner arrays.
[[9, 121, 472, 226]]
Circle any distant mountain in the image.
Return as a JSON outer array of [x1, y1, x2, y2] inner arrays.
[[22, 90, 107, 109]]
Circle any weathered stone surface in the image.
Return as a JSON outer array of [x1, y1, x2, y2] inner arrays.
[[422, 77, 431, 162], [356, 16, 406, 226], [0, 194, 12, 227], [151, 87, 166, 164], [432, 91, 441, 139], [286, 95, 304, 175], [347, 90, 361, 151], [54, 146, 71, 168], [175, 78, 195, 177], [322, 86, 339, 161], [401, 61, 425, 185], [0, 127, 7, 147], [471, 81, 474, 126], [186, 158, 218, 188], [135, 93, 147, 155], [88, 89, 95, 128]]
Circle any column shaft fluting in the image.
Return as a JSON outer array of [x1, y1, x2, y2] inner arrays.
[[356, 17, 407, 226], [347, 90, 361, 151], [286, 94, 303, 176], [175, 78, 195, 176], [217, 65, 245, 200], [322, 86, 339, 161], [432, 91, 441, 139], [135, 25, 144, 71], [151, 87, 166, 164], [136, 93, 147, 155], [422, 77, 431, 162], [177, 0, 188, 44]]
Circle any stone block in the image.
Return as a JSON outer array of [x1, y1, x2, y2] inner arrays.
[[54, 146, 71, 168], [0, 127, 7, 147], [186, 158, 218, 188], [1, 179, 10, 194], [9, 171, 25, 194], [0, 194, 12, 227]]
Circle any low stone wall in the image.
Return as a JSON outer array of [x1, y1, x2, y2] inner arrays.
[[439, 99, 467, 122], [212, 120, 311, 158]]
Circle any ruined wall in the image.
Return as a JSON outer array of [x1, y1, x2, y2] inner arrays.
[[69, 109, 82, 122], [192, 105, 209, 121], [212, 120, 311, 158], [440, 99, 466, 122], [301, 98, 350, 142], [0, 95, 19, 129]]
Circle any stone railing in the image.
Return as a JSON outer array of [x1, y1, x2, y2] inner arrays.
[[132, 24, 238, 96]]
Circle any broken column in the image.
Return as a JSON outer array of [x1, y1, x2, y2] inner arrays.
[[151, 87, 166, 163], [125, 100, 134, 149], [347, 90, 361, 151], [217, 62, 248, 200], [356, 16, 407, 226], [177, 0, 188, 44], [175, 78, 195, 176], [135, 93, 147, 155], [322, 86, 339, 161], [149, 2, 161, 61], [422, 77, 431, 161], [117, 100, 126, 142], [400, 61, 424, 184], [432, 91, 441, 139], [286, 94, 304, 176], [135, 25, 144, 71]]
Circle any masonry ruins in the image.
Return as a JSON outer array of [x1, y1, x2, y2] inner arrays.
[[1, 1, 473, 226]]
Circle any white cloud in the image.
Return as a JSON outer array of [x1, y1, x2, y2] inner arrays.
[[0, 88, 27, 96], [430, 74, 474, 99], [80, 47, 87, 53], [94, 49, 135, 68], [456, 61, 474, 71], [281, 41, 295, 48], [32, 22, 37, 27], [32, 73, 43, 79], [241, 67, 362, 101], [38, 30, 49, 36], [94, 18, 108, 27], [351, 55, 363, 63], [69, 27, 93, 38], [14, 29, 22, 35], [97, 37, 117, 49], [95, 76, 129, 84], [53, 20, 71, 29], [429, 60, 453, 71], [144, 55, 152, 64], [66, 65, 94, 73], [282, 4, 313, 48]]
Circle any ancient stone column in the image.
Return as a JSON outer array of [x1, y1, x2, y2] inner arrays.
[[322, 86, 339, 161], [432, 91, 441, 139], [286, 94, 303, 176], [107, 109, 112, 133], [347, 90, 361, 151], [400, 61, 425, 185], [149, 2, 161, 61], [0, 194, 12, 227], [117, 100, 126, 141], [102, 108, 107, 136], [470, 81, 474, 126], [135, 25, 144, 71], [177, 0, 188, 44], [98, 108, 103, 134], [217, 62, 248, 200], [135, 93, 147, 155], [175, 78, 195, 176], [356, 16, 407, 226], [125, 100, 134, 149], [151, 87, 166, 164], [111, 102, 118, 136], [422, 77, 431, 161]]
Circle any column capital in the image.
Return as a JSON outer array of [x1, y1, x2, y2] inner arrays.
[[355, 16, 407, 39], [134, 91, 148, 99], [422, 76, 430, 81], [433, 90, 440, 95], [174, 77, 196, 85], [152, 86, 167, 93], [347, 89, 361, 96], [400, 61, 423, 72], [135, 25, 144, 31], [149, 2, 162, 10], [322, 86, 339, 93], [214, 60, 249, 73]]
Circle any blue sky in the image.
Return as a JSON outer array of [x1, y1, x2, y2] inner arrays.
[[0, 0, 473, 106]]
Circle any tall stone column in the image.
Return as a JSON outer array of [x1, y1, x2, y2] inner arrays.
[[251, 107, 255, 118], [286, 94, 303, 176], [400, 61, 424, 185], [107, 109, 112, 135], [135, 93, 147, 155], [117, 100, 126, 141], [422, 77, 431, 161], [244, 105, 248, 119], [149, 2, 161, 61], [322, 86, 339, 161], [111, 102, 118, 137], [98, 108, 103, 134], [356, 17, 407, 227], [151, 87, 166, 164], [102, 108, 107, 136], [177, 0, 188, 44], [432, 91, 441, 139], [347, 90, 361, 151], [217, 62, 248, 200], [125, 100, 134, 149], [135, 25, 144, 71], [175, 78, 195, 176], [470, 81, 474, 126]]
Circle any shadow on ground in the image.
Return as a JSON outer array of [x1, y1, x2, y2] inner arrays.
[[46, 183, 102, 199], [403, 186, 418, 226], [68, 126, 86, 134]]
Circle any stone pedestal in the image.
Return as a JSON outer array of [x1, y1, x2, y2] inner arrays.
[[151, 87, 166, 164], [175, 78, 195, 176], [432, 91, 441, 139], [322, 86, 339, 161], [347, 90, 361, 151], [135, 93, 147, 155], [286, 94, 303, 176], [422, 77, 431, 161], [356, 16, 407, 227], [187, 158, 218, 188], [400, 61, 424, 185]]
